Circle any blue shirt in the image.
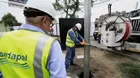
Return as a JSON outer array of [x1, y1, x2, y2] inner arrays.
[[68, 29, 84, 45], [0, 24, 66, 78]]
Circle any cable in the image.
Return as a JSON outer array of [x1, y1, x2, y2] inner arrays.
[[93, 0, 119, 7], [93, 0, 112, 5]]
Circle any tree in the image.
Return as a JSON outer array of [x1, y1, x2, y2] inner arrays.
[[1, 13, 18, 31], [53, 0, 94, 18]]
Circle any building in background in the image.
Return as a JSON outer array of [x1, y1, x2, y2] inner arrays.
[[8, 0, 27, 8]]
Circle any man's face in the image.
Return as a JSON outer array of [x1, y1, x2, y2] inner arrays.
[[42, 16, 53, 33], [74, 26, 79, 31]]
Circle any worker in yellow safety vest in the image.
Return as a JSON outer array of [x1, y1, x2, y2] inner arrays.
[[65, 23, 86, 70], [0, 0, 66, 78]]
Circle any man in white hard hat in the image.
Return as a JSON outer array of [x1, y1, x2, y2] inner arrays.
[[0, 0, 66, 78], [65, 23, 86, 70]]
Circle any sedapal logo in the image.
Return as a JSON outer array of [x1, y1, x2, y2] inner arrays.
[[0, 52, 27, 62], [0, 52, 30, 69]]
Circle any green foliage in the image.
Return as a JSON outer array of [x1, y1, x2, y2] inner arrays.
[[1, 13, 18, 27], [53, 0, 63, 11], [119, 62, 140, 78], [53, 0, 94, 18]]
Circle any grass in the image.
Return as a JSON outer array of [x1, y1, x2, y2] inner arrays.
[[119, 62, 140, 78]]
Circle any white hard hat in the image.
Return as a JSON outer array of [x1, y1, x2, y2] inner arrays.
[[24, 0, 56, 21], [75, 23, 82, 30]]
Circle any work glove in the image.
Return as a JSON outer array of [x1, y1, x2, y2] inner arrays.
[[80, 41, 86, 45]]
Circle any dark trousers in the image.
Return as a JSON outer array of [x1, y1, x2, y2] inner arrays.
[[65, 46, 75, 69], [98, 34, 101, 43]]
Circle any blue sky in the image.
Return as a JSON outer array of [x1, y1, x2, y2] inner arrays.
[[0, 0, 139, 23]]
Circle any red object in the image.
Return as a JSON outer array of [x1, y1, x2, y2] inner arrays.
[[121, 21, 130, 41]]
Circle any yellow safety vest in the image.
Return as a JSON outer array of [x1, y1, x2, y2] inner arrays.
[[66, 29, 78, 47], [0, 30, 55, 78]]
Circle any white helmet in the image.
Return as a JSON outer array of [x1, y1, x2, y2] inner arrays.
[[24, 0, 56, 21], [75, 23, 82, 30]]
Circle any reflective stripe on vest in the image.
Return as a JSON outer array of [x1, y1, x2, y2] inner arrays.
[[34, 35, 55, 78], [33, 35, 47, 78], [66, 29, 78, 47], [0, 30, 55, 78]]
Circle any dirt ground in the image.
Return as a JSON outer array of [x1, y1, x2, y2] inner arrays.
[[65, 47, 138, 78]]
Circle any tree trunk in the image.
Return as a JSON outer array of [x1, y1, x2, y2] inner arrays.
[[65, 0, 69, 18], [70, 14, 75, 18], [71, 0, 79, 18], [66, 13, 68, 18]]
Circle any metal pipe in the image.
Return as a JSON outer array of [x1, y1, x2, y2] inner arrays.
[[84, 0, 91, 78], [108, 4, 112, 16], [135, 1, 139, 9], [56, 23, 58, 36]]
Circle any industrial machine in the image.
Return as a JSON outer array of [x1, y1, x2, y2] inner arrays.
[[99, 4, 140, 52]]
